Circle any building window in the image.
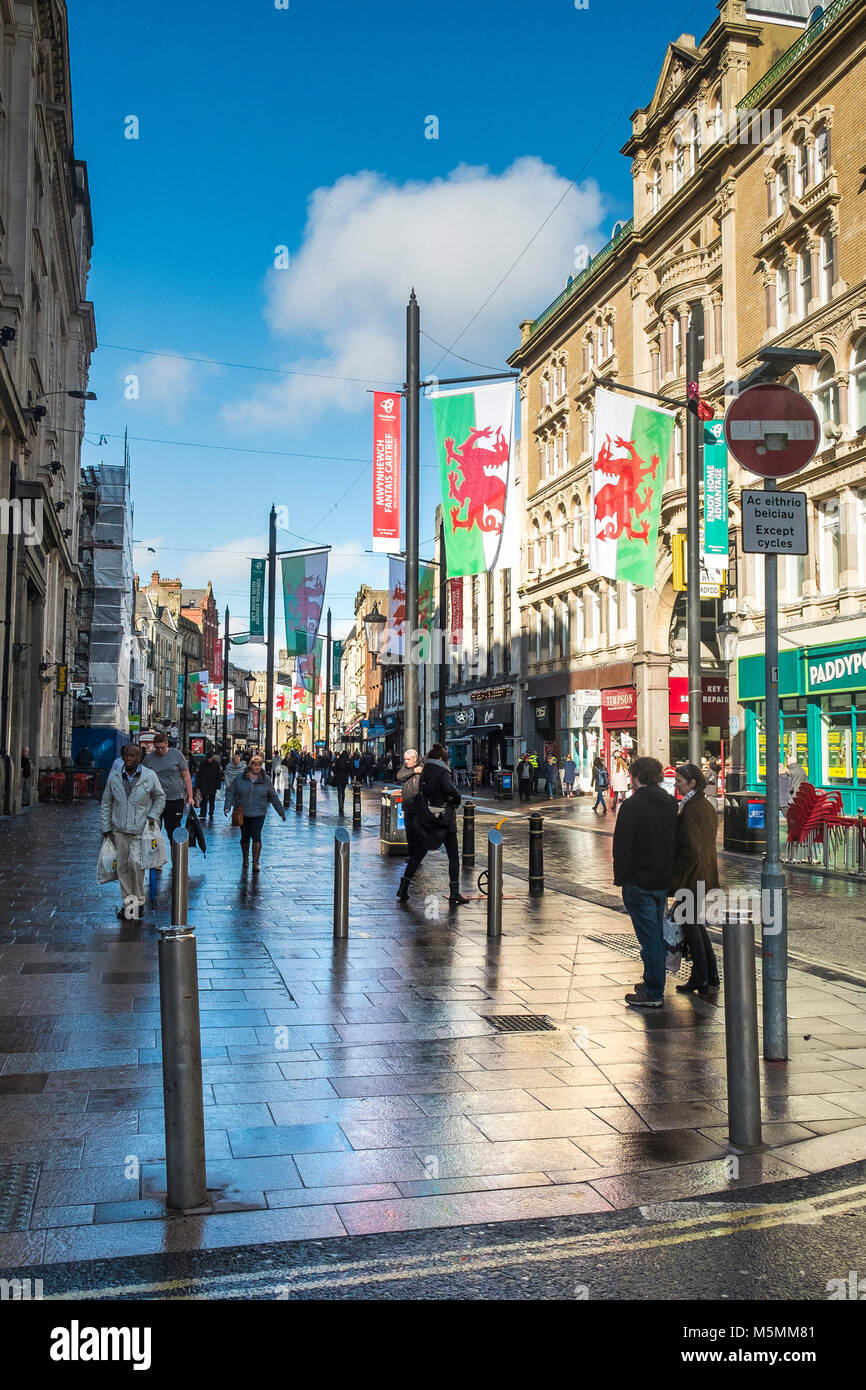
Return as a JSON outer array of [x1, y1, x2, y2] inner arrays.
[[813, 357, 839, 435], [784, 552, 806, 600], [821, 693, 855, 786], [776, 161, 789, 214], [818, 498, 841, 591], [542, 374, 550, 408], [503, 568, 512, 668], [814, 124, 829, 182], [797, 248, 812, 318], [555, 504, 567, 562], [775, 263, 789, 329], [651, 162, 661, 212], [672, 316, 682, 375], [820, 232, 834, 304], [534, 606, 542, 664], [587, 586, 600, 643], [575, 592, 585, 649], [625, 584, 637, 640], [572, 497, 584, 553], [794, 137, 809, 198], [709, 99, 724, 146], [548, 600, 556, 661], [561, 595, 570, 656], [605, 320, 614, 359], [486, 575, 495, 677], [530, 518, 540, 572], [672, 420, 684, 485], [672, 138, 685, 192], [587, 335, 594, 373], [607, 582, 618, 638], [851, 336, 866, 433]]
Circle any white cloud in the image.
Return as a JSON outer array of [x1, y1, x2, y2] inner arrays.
[[223, 158, 606, 430], [123, 351, 221, 421]]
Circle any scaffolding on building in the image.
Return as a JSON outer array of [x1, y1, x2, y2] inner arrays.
[[75, 443, 134, 735]]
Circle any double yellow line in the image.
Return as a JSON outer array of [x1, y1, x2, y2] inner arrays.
[[49, 1180, 866, 1300]]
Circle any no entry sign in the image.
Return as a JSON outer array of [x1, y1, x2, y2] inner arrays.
[[723, 384, 820, 477]]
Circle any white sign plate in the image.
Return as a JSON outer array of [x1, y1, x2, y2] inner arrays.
[[741, 489, 808, 555]]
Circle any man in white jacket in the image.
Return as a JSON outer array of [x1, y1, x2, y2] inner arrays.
[[101, 744, 166, 920]]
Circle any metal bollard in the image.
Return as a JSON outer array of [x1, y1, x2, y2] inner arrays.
[[528, 813, 544, 896], [334, 827, 350, 938], [723, 909, 763, 1151], [487, 829, 503, 938], [160, 828, 207, 1210], [858, 809, 865, 877], [462, 800, 476, 867], [283, 781, 292, 809], [352, 779, 362, 828], [309, 778, 317, 819], [295, 777, 303, 814]]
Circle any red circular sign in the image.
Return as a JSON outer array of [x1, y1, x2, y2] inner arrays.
[[723, 383, 820, 477]]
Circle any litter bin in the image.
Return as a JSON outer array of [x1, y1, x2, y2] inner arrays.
[[495, 770, 514, 801], [379, 787, 408, 856], [723, 791, 767, 853]]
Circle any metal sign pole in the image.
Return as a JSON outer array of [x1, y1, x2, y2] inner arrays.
[[761, 475, 788, 1060]]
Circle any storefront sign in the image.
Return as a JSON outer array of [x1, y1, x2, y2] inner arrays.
[[470, 687, 513, 702], [805, 644, 866, 694], [534, 702, 552, 731], [669, 676, 729, 726], [741, 489, 808, 554], [474, 702, 512, 728], [601, 687, 637, 725], [453, 705, 475, 729], [567, 690, 601, 729]]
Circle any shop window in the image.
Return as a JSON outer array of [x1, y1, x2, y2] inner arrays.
[[818, 498, 841, 591], [781, 697, 809, 776], [857, 692, 866, 782], [822, 695, 854, 785], [850, 336, 866, 432]]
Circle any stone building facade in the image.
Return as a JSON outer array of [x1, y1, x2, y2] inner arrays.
[[508, 0, 866, 799]]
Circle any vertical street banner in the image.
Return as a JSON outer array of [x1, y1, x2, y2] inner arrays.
[[176, 673, 184, 710], [211, 637, 223, 686], [702, 419, 729, 572], [418, 563, 435, 634], [589, 386, 675, 587], [331, 639, 343, 689], [282, 551, 328, 656], [189, 671, 208, 714], [385, 555, 407, 661], [449, 577, 463, 646], [226, 688, 235, 718], [372, 392, 401, 553], [291, 680, 307, 714], [431, 382, 516, 577], [298, 637, 323, 691], [250, 558, 265, 639]]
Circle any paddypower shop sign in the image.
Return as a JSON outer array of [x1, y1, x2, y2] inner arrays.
[[805, 644, 866, 695]]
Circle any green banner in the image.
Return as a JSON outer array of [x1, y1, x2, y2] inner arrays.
[[332, 639, 343, 689], [418, 564, 435, 634], [250, 558, 265, 638], [282, 552, 327, 656], [702, 420, 728, 571]]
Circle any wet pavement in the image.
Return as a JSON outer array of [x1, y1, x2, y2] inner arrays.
[[1, 786, 866, 1269]]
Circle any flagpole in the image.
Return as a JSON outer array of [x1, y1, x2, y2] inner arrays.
[[438, 516, 447, 744], [404, 290, 420, 752], [265, 504, 277, 759]]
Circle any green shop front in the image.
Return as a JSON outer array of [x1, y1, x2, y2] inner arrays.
[[738, 638, 866, 813]]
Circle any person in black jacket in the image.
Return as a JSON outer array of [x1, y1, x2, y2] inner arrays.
[[396, 744, 469, 906], [195, 749, 223, 819], [612, 756, 678, 1009], [331, 750, 352, 816]]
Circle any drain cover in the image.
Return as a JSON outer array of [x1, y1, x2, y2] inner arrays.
[[585, 933, 691, 979], [486, 1015, 557, 1033], [0, 1164, 39, 1232]]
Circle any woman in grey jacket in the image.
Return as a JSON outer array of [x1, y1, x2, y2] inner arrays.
[[223, 752, 286, 871]]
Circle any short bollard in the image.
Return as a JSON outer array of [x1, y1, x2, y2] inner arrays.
[[487, 829, 503, 938], [528, 813, 544, 896], [723, 910, 763, 1150], [462, 800, 476, 867], [309, 778, 317, 819], [334, 827, 350, 938], [295, 778, 303, 814], [160, 829, 207, 1211], [283, 781, 292, 809], [352, 779, 362, 828], [857, 809, 865, 876]]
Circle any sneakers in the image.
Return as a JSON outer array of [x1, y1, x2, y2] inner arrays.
[[625, 983, 664, 1009]]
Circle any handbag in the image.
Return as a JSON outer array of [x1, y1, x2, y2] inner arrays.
[[231, 805, 244, 827]]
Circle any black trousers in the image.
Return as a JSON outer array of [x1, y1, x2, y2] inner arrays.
[[200, 791, 216, 817], [683, 922, 720, 985], [336, 785, 347, 814], [404, 829, 460, 885], [518, 779, 530, 801], [162, 799, 184, 837]]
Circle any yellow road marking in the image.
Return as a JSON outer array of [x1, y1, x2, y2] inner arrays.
[[48, 1181, 866, 1300]]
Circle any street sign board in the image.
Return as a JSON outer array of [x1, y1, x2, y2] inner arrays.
[[723, 384, 820, 477], [741, 489, 808, 554]]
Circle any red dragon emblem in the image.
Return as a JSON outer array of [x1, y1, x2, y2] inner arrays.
[[390, 582, 406, 628], [593, 435, 658, 543], [445, 426, 509, 535]]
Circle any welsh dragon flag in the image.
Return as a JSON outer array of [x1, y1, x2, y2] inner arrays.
[[431, 383, 516, 577], [590, 388, 674, 588]]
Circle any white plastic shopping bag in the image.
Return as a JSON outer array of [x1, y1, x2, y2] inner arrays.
[[97, 836, 118, 884], [663, 906, 684, 975], [132, 820, 168, 870]]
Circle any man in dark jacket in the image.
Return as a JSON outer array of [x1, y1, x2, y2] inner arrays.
[[612, 756, 678, 1009], [196, 749, 223, 819], [331, 750, 352, 816], [397, 744, 468, 906]]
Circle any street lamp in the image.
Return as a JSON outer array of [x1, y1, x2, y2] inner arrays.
[[716, 617, 738, 666], [244, 672, 256, 700], [363, 603, 387, 667]]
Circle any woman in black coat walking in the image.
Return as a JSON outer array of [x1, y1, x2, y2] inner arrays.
[[396, 744, 469, 906]]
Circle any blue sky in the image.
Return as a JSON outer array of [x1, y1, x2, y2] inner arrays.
[[67, 0, 711, 650]]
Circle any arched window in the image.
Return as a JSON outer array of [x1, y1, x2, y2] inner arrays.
[[542, 512, 553, 569], [672, 137, 685, 192], [555, 504, 567, 562], [797, 247, 812, 318], [794, 136, 809, 198], [650, 162, 662, 213], [672, 315, 682, 375], [684, 110, 700, 171], [812, 356, 839, 433], [820, 231, 834, 303], [605, 319, 614, 359], [571, 496, 584, 553], [709, 97, 724, 146], [529, 518, 540, 572], [776, 261, 790, 328], [596, 321, 604, 362], [850, 335, 866, 432], [818, 498, 841, 590], [776, 160, 789, 214], [587, 334, 594, 373], [814, 123, 830, 182]]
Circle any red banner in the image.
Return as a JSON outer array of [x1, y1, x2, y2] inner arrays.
[[449, 578, 463, 647], [372, 392, 401, 553], [212, 639, 223, 685]]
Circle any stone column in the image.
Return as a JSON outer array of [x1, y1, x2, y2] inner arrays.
[[635, 653, 671, 764], [718, 177, 738, 382]]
